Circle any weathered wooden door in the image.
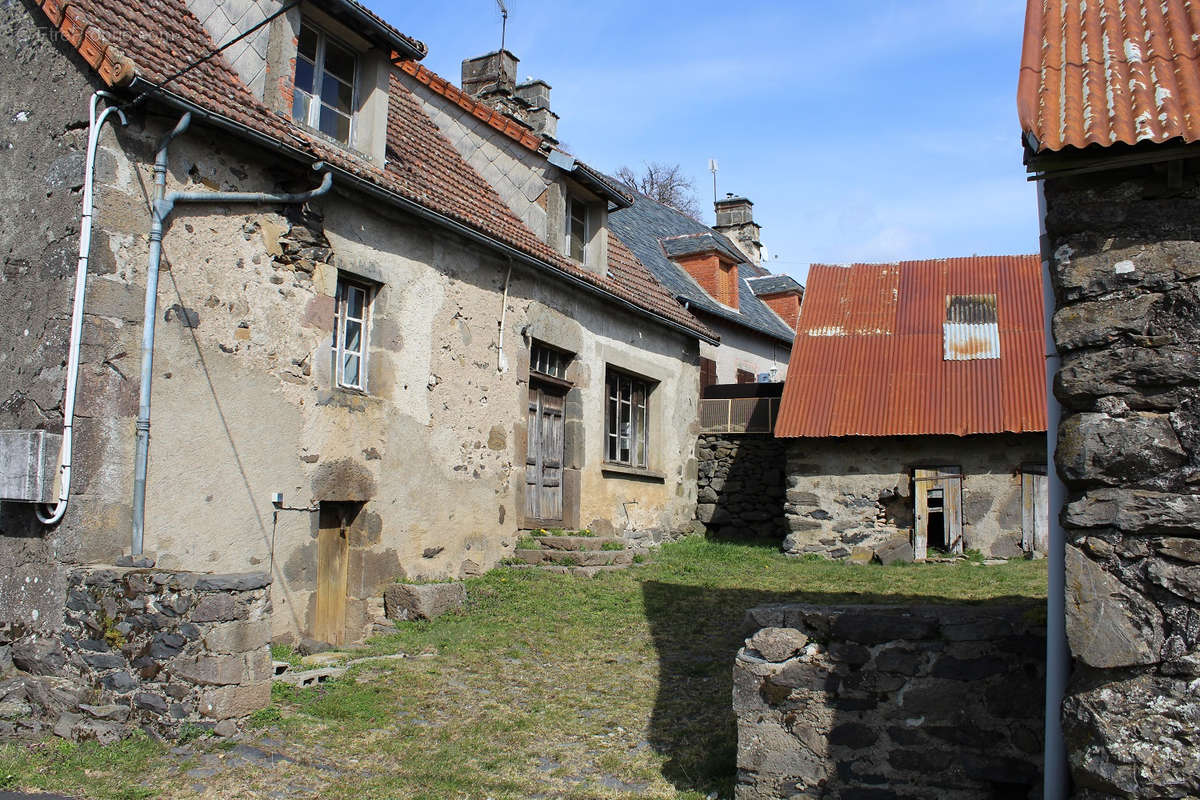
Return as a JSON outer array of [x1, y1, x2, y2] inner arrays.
[[525, 385, 564, 523], [1021, 467, 1048, 554], [315, 504, 350, 646], [913, 466, 963, 558]]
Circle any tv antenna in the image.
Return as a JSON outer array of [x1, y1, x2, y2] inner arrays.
[[708, 158, 718, 203], [495, 0, 508, 54]]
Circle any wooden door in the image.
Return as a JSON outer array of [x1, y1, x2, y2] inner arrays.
[[525, 385, 564, 523], [913, 466, 963, 558], [315, 504, 350, 646], [1022, 468, 1048, 554]]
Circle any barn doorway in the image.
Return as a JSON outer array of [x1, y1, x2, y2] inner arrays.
[[913, 467, 963, 558]]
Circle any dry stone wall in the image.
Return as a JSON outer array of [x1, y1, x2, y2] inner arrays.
[[734, 603, 1045, 800], [1, 566, 271, 741], [1044, 162, 1200, 797], [696, 434, 787, 540]]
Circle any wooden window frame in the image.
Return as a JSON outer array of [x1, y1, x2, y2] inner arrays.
[[565, 195, 590, 264], [292, 22, 359, 146], [605, 369, 651, 469], [332, 275, 372, 391]]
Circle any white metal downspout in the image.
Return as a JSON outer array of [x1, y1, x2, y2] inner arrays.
[[131, 112, 333, 556], [37, 92, 127, 526], [1038, 180, 1070, 800]]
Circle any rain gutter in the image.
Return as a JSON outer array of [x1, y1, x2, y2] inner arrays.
[[125, 79, 717, 346]]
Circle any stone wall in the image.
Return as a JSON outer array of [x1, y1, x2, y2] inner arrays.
[[734, 603, 1045, 799], [1044, 161, 1200, 797], [1, 566, 271, 741], [783, 434, 1045, 560], [696, 434, 787, 540]]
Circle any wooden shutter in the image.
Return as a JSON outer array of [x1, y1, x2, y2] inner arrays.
[[1022, 468, 1048, 554], [700, 357, 717, 391]]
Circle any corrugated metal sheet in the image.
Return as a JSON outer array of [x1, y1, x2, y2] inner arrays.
[[775, 256, 1047, 438], [1018, 0, 1200, 151]]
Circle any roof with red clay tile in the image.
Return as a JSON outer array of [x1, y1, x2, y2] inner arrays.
[[396, 59, 633, 207], [775, 256, 1046, 438], [1019, 0, 1200, 153], [33, 0, 711, 341]]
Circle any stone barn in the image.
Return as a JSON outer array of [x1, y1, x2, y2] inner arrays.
[[774, 256, 1048, 560]]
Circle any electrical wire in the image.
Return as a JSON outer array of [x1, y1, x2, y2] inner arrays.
[[124, 1, 300, 110]]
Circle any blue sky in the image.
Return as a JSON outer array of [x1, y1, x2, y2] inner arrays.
[[379, 1, 1037, 284]]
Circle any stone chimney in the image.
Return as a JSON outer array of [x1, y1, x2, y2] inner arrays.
[[461, 51, 558, 142], [713, 194, 763, 266]]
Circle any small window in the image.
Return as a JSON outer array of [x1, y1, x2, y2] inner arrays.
[[566, 197, 588, 263], [944, 294, 999, 361], [606, 369, 650, 468], [530, 341, 570, 381], [292, 23, 357, 145], [332, 276, 371, 390]]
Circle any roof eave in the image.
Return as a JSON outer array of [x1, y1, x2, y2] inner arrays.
[[323, 0, 427, 61], [127, 80, 716, 346]]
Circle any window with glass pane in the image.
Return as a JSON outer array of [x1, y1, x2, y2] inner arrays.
[[332, 277, 369, 389], [291, 23, 355, 146], [605, 370, 649, 468], [530, 342, 569, 380], [567, 198, 588, 262]]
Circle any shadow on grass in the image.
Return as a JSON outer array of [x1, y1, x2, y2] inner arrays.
[[639, 581, 1044, 798]]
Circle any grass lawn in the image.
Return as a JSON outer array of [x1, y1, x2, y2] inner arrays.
[[0, 537, 1047, 800]]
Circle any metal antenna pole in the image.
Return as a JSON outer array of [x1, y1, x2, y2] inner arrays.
[[496, 0, 508, 53]]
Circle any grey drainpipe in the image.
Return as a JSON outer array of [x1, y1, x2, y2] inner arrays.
[[131, 112, 334, 556], [1038, 181, 1069, 800]]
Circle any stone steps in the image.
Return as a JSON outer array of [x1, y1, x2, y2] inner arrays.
[[507, 564, 630, 578], [514, 548, 633, 567], [533, 535, 625, 551]]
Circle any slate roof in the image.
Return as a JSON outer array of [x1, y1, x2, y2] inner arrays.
[[1019, 0, 1200, 152], [607, 192, 796, 344], [746, 274, 803, 296], [31, 0, 712, 342], [775, 256, 1047, 438], [660, 233, 747, 263]]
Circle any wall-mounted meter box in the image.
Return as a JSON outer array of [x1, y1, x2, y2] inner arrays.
[[0, 430, 62, 503]]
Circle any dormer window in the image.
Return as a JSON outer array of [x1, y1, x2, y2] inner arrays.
[[292, 23, 357, 145], [566, 196, 589, 263]]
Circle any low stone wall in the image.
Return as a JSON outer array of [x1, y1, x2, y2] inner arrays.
[[1, 566, 271, 741], [734, 603, 1045, 799], [696, 434, 787, 539]]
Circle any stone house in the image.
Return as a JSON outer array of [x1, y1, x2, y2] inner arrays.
[[1019, 0, 1200, 793], [0, 0, 716, 647], [774, 256, 1048, 560], [607, 192, 800, 388]]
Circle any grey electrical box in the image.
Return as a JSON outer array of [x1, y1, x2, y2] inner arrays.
[[0, 430, 61, 503]]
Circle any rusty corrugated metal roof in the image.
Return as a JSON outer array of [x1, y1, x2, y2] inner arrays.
[[775, 256, 1047, 438], [1018, 0, 1200, 152]]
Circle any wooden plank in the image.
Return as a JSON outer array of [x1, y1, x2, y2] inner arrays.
[[942, 467, 963, 554], [1021, 471, 1035, 552], [525, 387, 540, 520], [913, 468, 934, 560], [1033, 472, 1049, 553], [540, 392, 564, 521], [315, 506, 349, 646]]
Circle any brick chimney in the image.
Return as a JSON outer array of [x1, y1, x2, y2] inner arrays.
[[760, 290, 803, 330], [461, 51, 559, 142], [673, 252, 739, 310], [713, 194, 763, 266]]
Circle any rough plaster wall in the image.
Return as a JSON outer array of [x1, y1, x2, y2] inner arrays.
[[184, 0, 282, 100], [0, 78, 697, 650], [783, 434, 1044, 559], [699, 322, 789, 383], [0, 0, 122, 633], [399, 72, 553, 240], [1044, 161, 1200, 797]]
